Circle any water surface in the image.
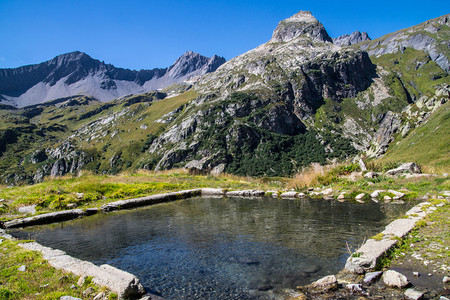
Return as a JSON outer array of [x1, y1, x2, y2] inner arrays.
[[10, 197, 413, 299]]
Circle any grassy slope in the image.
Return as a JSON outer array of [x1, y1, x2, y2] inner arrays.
[[379, 102, 450, 173]]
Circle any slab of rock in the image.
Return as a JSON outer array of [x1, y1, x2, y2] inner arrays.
[[404, 288, 424, 300], [382, 270, 409, 288], [281, 191, 298, 198], [60, 297, 82, 300], [19, 242, 145, 298], [201, 188, 225, 196], [384, 195, 392, 201], [363, 271, 383, 284], [225, 190, 265, 197], [102, 189, 202, 211], [386, 162, 421, 175], [4, 209, 86, 229]]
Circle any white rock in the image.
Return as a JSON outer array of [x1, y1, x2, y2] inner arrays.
[[443, 276, 450, 283], [363, 271, 383, 284], [404, 288, 424, 300], [310, 275, 338, 291], [77, 276, 86, 286], [297, 192, 306, 198], [382, 270, 409, 288], [355, 193, 366, 200], [370, 191, 380, 198], [93, 293, 105, 300], [337, 193, 346, 200], [384, 195, 392, 201], [322, 188, 334, 195], [60, 297, 82, 300], [413, 272, 420, 277], [388, 189, 405, 198], [346, 283, 363, 293], [281, 191, 298, 198], [18, 265, 26, 272]]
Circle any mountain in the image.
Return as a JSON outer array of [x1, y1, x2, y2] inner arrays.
[[333, 31, 371, 46], [0, 11, 448, 185], [0, 51, 225, 107]]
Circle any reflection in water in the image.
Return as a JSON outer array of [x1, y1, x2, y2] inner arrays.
[[10, 197, 414, 299]]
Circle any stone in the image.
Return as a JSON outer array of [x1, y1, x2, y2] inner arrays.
[[359, 158, 367, 172], [337, 193, 346, 200], [60, 297, 82, 300], [386, 162, 421, 175], [297, 192, 306, 198], [18, 265, 26, 272], [382, 270, 409, 288], [384, 195, 392, 201], [363, 271, 383, 284], [77, 276, 86, 286], [93, 293, 105, 300], [404, 288, 425, 300], [346, 283, 363, 293], [413, 272, 420, 277], [18, 205, 36, 215], [443, 276, 450, 284], [355, 193, 365, 200], [364, 171, 378, 179], [281, 191, 298, 198], [309, 275, 338, 292], [388, 190, 405, 198], [70, 284, 77, 289], [322, 188, 334, 195]]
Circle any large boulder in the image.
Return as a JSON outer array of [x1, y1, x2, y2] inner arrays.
[[386, 162, 421, 175], [382, 270, 409, 288]]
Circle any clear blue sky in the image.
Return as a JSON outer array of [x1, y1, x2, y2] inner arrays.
[[0, 0, 448, 70]]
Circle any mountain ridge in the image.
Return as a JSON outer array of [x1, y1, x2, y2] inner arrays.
[[0, 51, 225, 107]]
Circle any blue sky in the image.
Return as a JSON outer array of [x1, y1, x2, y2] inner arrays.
[[0, 0, 448, 70]]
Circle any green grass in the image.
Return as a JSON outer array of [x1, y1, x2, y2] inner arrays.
[[0, 169, 281, 221], [379, 102, 450, 173], [0, 239, 111, 299]]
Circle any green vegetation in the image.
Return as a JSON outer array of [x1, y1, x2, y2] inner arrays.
[[0, 169, 282, 221], [375, 200, 450, 270], [379, 102, 450, 173], [0, 239, 110, 299]]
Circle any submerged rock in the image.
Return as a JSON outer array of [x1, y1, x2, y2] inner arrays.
[[382, 270, 409, 288]]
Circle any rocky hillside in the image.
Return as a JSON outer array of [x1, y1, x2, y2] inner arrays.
[[0, 51, 225, 107], [0, 11, 448, 185]]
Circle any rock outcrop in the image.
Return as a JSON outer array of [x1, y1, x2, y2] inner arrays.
[[333, 31, 371, 46]]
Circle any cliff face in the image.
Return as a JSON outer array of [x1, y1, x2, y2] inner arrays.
[[0, 51, 225, 107]]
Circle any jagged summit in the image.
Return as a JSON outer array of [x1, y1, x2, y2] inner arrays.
[[333, 31, 371, 46], [0, 51, 225, 107], [270, 10, 332, 43]]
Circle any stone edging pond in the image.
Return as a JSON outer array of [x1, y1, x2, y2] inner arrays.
[[0, 188, 440, 299]]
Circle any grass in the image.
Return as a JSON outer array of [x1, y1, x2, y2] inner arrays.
[[0, 169, 281, 221], [378, 102, 450, 174], [375, 200, 450, 270], [0, 238, 111, 299]]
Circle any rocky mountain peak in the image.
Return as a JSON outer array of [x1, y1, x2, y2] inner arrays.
[[333, 31, 371, 46], [270, 10, 332, 43], [167, 51, 225, 79]]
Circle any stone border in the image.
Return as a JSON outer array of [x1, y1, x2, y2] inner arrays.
[[344, 201, 436, 274], [1, 188, 269, 229], [0, 229, 146, 299]]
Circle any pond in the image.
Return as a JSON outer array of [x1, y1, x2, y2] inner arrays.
[[9, 197, 414, 299]]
